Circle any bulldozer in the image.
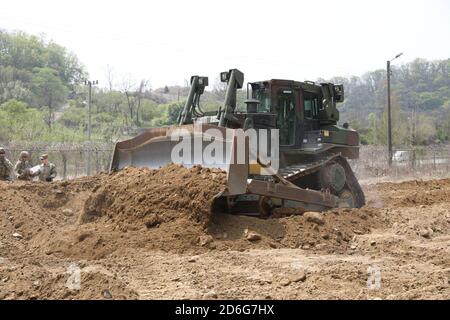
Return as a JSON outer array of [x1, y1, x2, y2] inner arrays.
[[110, 69, 365, 216]]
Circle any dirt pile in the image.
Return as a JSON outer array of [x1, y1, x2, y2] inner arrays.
[[0, 164, 383, 261], [38, 164, 227, 259], [364, 179, 450, 240], [0, 259, 137, 300], [1, 166, 449, 299], [0, 179, 97, 260], [81, 164, 226, 228], [207, 206, 383, 253], [371, 178, 450, 208]]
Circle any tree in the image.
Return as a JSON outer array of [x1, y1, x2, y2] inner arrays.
[[0, 30, 86, 105], [168, 103, 183, 124], [212, 77, 227, 100], [31, 67, 68, 129], [123, 78, 149, 127], [135, 79, 149, 126], [105, 65, 115, 92], [366, 113, 378, 144], [0, 99, 49, 142]]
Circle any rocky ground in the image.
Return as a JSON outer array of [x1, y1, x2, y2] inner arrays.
[[0, 164, 449, 300]]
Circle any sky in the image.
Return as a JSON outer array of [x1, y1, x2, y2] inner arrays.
[[0, 0, 449, 89]]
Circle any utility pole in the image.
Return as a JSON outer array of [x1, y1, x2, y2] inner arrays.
[[85, 80, 98, 175], [387, 60, 392, 166], [386, 53, 403, 167]]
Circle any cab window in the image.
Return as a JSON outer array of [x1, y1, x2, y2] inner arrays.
[[304, 92, 320, 119], [253, 87, 271, 112], [276, 90, 296, 145]]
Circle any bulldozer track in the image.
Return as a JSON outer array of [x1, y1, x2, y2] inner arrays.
[[280, 154, 341, 182], [234, 152, 365, 215], [279, 153, 365, 208]]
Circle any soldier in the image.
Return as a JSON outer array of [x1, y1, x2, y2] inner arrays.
[[31, 154, 57, 182], [14, 151, 33, 181], [0, 147, 13, 181]]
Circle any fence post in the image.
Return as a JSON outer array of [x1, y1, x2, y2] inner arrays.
[[433, 149, 436, 170], [95, 150, 99, 173], [62, 152, 67, 180]]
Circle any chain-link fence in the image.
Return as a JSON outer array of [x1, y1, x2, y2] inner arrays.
[[354, 145, 450, 182], [2, 141, 450, 181], [2, 142, 114, 180]]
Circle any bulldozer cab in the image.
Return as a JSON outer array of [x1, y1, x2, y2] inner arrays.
[[250, 79, 343, 148], [250, 81, 298, 145]]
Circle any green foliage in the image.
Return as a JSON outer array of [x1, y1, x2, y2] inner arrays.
[[0, 99, 84, 142], [1, 99, 35, 140], [365, 104, 408, 146], [140, 100, 160, 123], [168, 103, 183, 124], [0, 30, 86, 107], [328, 58, 450, 146], [31, 67, 69, 128], [58, 106, 86, 128]]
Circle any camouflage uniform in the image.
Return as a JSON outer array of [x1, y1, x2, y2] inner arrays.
[[35, 163, 57, 182], [14, 160, 33, 181], [0, 158, 13, 181]]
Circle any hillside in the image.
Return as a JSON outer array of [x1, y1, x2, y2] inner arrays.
[[322, 58, 450, 145]]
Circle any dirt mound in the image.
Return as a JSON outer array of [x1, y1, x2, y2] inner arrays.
[[81, 164, 226, 228], [1, 164, 384, 261], [0, 260, 137, 300], [370, 178, 450, 207], [206, 206, 383, 253], [38, 164, 227, 258], [0, 180, 97, 259], [37, 270, 138, 300], [73, 163, 382, 256]]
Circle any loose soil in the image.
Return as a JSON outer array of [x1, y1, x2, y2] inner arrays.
[[0, 164, 448, 299]]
